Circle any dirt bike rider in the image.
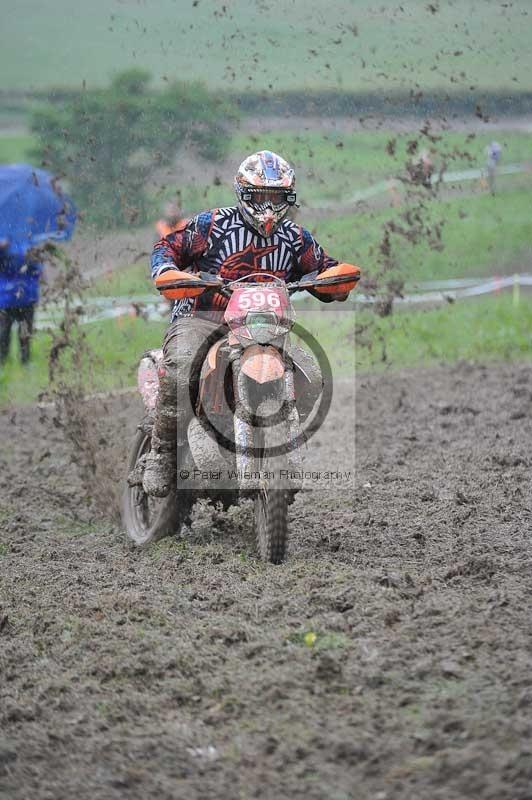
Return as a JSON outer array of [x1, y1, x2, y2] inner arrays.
[[143, 150, 355, 498]]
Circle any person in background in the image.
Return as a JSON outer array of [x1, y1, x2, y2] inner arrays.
[[155, 201, 188, 239], [408, 148, 434, 189], [485, 141, 502, 195], [419, 149, 434, 189], [0, 238, 44, 365]]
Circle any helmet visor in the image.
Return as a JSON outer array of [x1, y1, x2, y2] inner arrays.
[[240, 187, 297, 206]]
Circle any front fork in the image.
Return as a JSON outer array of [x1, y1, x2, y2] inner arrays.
[[230, 349, 303, 493], [283, 365, 304, 475]]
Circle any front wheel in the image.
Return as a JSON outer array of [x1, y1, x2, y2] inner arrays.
[[255, 479, 288, 564], [252, 395, 290, 564], [121, 422, 188, 546]]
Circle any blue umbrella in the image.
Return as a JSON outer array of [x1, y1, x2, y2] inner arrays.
[[0, 163, 76, 248]]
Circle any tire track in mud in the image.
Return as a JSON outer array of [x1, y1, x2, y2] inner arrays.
[[1, 362, 532, 799]]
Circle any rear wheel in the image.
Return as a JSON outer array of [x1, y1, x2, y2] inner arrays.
[[122, 423, 191, 546]]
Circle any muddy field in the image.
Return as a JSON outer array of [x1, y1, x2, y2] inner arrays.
[[1, 361, 532, 800]]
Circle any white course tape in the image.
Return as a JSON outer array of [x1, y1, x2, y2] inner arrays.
[[313, 162, 529, 209], [34, 272, 532, 328]]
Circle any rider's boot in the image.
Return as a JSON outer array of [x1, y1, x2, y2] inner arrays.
[[141, 326, 196, 497], [142, 433, 176, 498]]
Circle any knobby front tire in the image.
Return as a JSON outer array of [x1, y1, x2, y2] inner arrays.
[[252, 395, 290, 564]]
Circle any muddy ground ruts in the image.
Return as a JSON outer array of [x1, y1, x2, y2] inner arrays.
[[1, 361, 531, 799]]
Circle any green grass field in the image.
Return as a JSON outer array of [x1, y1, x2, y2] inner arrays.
[[356, 294, 532, 369], [2, 0, 531, 93], [315, 182, 532, 281], [0, 316, 165, 407], [0, 134, 36, 163]]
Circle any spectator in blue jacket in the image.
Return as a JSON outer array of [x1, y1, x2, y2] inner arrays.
[[0, 238, 43, 364]]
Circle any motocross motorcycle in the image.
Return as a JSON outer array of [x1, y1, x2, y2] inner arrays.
[[122, 263, 359, 563]]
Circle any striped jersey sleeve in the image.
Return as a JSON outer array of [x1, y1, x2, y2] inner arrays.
[[151, 211, 214, 279], [297, 226, 338, 277]]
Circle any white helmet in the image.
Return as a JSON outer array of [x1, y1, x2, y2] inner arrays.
[[234, 150, 296, 237]]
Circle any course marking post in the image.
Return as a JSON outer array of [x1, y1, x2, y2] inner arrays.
[[513, 273, 520, 308]]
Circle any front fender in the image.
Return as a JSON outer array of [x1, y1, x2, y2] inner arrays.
[[240, 345, 285, 384]]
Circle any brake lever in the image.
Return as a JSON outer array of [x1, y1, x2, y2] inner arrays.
[[288, 280, 316, 294], [197, 271, 232, 296]]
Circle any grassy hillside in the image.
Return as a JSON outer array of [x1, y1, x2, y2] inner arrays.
[[313, 183, 532, 281], [2, 0, 531, 93], [232, 129, 532, 204]]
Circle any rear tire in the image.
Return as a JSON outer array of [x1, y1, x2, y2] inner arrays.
[[122, 423, 189, 546]]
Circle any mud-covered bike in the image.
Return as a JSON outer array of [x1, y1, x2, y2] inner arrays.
[[122, 264, 359, 562]]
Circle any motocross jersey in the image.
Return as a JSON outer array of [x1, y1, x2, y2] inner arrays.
[[151, 206, 338, 321]]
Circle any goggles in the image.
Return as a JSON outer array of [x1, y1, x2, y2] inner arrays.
[[239, 187, 297, 206]]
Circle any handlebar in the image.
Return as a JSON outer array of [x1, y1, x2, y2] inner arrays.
[[156, 270, 360, 296]]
